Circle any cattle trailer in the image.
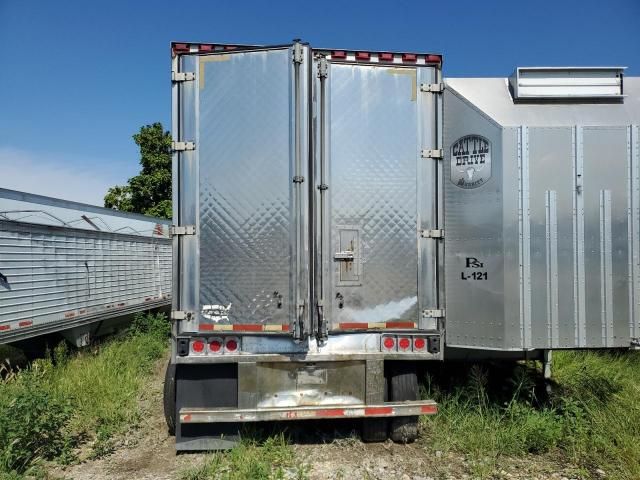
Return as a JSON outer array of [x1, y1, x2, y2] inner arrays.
[[167, 41, 640, 450]]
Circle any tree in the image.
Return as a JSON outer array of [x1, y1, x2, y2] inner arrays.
[[104, 123, 172, 219]]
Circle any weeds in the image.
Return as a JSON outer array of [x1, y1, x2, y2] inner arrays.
[[0, 369, 74, 473], [0, 311, 169, 476], [420, 351, 640, 479], [129, 311, 172, 339], [181, 434, 308, 480]]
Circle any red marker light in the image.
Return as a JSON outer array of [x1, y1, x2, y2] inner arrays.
[[209, 340, 222, 353], [414, 337, 426, 350], [225, 339, 238, 352], [383, 337, 395, 350], [398, 337, 411, 350], [192, 340, 205, 353]]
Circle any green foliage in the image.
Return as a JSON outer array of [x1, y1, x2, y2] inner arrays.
[[104, 122, 172, 219], [551, 351, 640, 478], [0, 368, 74, 474], [420, 351, 640, 479], [129, 311, 171, 339], [0, 313, 169, 475], [181, 434, 308, 480]]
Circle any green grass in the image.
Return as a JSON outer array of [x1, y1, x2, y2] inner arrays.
[[180, 434, 308, 480], [420, 351, 640, 479], [0, 312, 169, 477]]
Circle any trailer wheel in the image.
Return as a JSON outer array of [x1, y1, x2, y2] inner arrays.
[[163, 361, 176, 436], [389, 363, 419, 444], [362, 376, 388, 442]]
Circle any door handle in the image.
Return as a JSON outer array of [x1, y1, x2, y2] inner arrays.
[[334, 251, 354, 261]]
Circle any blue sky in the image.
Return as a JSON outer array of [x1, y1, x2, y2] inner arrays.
[[1, 0, 638, 205]]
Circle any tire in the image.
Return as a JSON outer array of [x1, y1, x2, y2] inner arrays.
[[362, 376, 389, 442], [163, 361, 177, 436], [389, 363, 419, 444]]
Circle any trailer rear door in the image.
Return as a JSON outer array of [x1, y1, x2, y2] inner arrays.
[[174, 45, 312, 338], [314, 56, 440, 335]]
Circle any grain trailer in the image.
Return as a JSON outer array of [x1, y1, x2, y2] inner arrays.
[[0, 188, 172, 346]]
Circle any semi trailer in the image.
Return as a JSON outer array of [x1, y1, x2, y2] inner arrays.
[[166, 40, 640, 450], [0, 188, 171, 347]]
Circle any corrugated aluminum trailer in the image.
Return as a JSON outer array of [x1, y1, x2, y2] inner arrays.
[[0, 188, 172, 346], [169, 41, 442, 450], [167, 39, 640, 450]]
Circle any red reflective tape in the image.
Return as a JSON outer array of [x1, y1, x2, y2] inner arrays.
[[64, 312, 76, 319], [0, 325, 10, 331], [421, 405, 438, 414], [365, 406, 393, 416], [118, 303, 126, 307], [379, 52, 394, 62], [145, 297, 151, 302], [233, 324, 263, 332], [332, 50, 347, 59], [355, 51, 370, 61], [402, 53, 417, 62], [183, 414, 192, 422], [199, 44, 214, 52], [18, 320, 32, 328], [199, 324, 214, 331], [425, 54, 442, 64], [316, 408, 345, 418], [224, 45, 238, 50], [385, 321, 416, 329], [79, 309, 86, 314], [338, 322, 368, 330], [173, 43, 190, 53]]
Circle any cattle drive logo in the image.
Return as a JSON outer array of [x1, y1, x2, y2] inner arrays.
[[450, 135, 492, 189]]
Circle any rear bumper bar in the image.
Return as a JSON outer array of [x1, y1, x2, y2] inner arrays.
[[180, 400, 437, 423]]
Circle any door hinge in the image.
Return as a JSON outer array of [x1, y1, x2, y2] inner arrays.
[[420, 82, 444, 93], [172, 71, 195, 83], [170, 225, 196, 237], [420, 229, 444, 239], [317, 56, 328, 78], [171, 310, 195, 321], [172, 141, 196, 152], [293, 42, 304, 64], [292, 175, 305, 183], [423, 309, 445, 318], [421, 148, 443, 159]]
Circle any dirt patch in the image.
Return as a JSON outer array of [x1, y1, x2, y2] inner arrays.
[[296, 440, 583, 480]]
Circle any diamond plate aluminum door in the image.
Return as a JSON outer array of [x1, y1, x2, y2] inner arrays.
[[319, 62, 437, 331], [186, 46, 311, 334]]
